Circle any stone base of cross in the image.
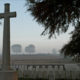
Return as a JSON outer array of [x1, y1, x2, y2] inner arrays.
[[0, 3, 18, 80], [0, 71, 18, 80]]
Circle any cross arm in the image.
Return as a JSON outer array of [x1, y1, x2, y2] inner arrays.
[[9, 12, 16, 18], [0, 12, 16, 19], [0, 13, 4, 19]]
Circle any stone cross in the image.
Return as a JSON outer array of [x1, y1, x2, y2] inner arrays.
[[0, 3, 16, 70]]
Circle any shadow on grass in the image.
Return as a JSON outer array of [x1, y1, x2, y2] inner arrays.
[[19, 78, 48, 80], [19, 78, 80, 80]]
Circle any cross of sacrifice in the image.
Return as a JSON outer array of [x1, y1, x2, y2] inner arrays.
[[0, 3, 16, 70]]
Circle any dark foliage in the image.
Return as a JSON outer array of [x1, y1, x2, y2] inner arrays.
[[27, 0, 80, 38], [61, 22, 80, 56], [26, 0, 80, 56]]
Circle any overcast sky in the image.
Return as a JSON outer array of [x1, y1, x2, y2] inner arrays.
[[0, 0, 73, 53]]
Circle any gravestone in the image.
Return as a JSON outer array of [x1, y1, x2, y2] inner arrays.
[[0, 3, 18, 80], [54, 66, 58, 71], [59, 66, 63, 71], [48, 71, 55, 80]]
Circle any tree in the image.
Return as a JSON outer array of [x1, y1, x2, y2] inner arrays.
[[61, 22, 80, 56], [52, 49, 57, 54], [11, 44, 22, 53], [25, 44, 36, 53], [26, 0, 80, 57]]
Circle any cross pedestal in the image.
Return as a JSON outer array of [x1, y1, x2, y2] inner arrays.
[[0, 3, 18, 80], [0, 71, 18, 80]]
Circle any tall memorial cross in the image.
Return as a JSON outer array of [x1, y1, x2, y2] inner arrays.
[[0, 3, 16, 70]]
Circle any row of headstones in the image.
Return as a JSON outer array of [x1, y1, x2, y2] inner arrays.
[[10, 64, 65, 71], [23, 70, 80, 80], [17, 67, 80, 80], [18, 70, 55, 80], [0, 64, 80, 79], [11, 64, 80, 79]]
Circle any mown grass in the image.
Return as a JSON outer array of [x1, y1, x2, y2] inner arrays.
[[19, 78, 48, 80], [19, 78, 80, 80]]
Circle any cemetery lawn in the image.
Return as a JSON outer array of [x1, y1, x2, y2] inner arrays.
[[19, 78, 48, 80], [19, 78, 80, 80]]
